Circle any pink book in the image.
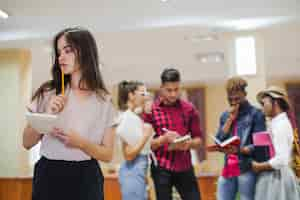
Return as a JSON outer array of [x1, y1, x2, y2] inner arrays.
[[253, 131, 275, 158]]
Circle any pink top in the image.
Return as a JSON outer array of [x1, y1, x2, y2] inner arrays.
[[28, 88, 117, 161], [221, 122, 241, 178]]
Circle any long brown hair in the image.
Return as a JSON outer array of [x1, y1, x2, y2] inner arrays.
[[32, 27, 109, 102]]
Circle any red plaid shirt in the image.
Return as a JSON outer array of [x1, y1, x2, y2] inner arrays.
[[143, 98, 202, 172]]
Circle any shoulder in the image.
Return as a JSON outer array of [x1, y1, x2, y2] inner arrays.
[[33, 89, 56, 103], [95, 93, 113, 106], [219, 109, 229, 118], [273, 117, 293, 138], [180, 99, 195, 111], [249, 104, 264, 118], [94, 94, 117, 117], [279, 114, 293, 130]]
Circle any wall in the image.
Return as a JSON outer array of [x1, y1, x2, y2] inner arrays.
[[1, 22, 300, 176], [0, 49, 31, 177]]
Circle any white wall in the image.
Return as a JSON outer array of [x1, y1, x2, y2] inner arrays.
[[0, 50, 31, 177], [1, 22, 300, 175]]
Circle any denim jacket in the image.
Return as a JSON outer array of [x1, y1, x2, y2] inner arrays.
[[216, 101, 266, 173]]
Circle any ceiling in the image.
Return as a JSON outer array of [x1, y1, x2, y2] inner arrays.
[[1, 0, 300, 41], [1, 0, 299, 86]]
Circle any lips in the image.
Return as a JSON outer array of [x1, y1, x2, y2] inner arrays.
[[60, 64, 67, 68]]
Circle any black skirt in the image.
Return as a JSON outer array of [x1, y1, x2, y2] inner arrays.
[[32, 156, 104, 200]]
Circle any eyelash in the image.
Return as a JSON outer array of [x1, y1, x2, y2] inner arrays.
[[58, 47, 73, 56]]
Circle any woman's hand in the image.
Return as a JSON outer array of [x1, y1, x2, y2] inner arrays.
[[142, 123, 154, 141], [252, 161, 261, 173], [46, 95, 67, 114], [52, 128, 86, 149]]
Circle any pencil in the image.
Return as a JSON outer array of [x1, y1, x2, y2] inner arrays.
[[61, 69, 64, 96]]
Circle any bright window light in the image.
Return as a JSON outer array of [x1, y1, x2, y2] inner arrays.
[[0, 9, 8, 19], [235, 36, 257, 76]]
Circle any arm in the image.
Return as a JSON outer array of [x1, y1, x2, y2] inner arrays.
[[216, 112, 232, 142], [253, 117, 292, 172], [188, 108, 203, 149], [122, 125, 152, 161], [151, 135, 167, 151], [243, 110, 266, 155], [23, 124, 43, 150], [187, 138, 202, 150], [151, 132, 179, 151], [252, 160, 273, 173], [80, 127, 116, 162], [268, 121, 293, 170], [172, 107, 202, 151], [23, 93, 65, 150], [53, 127, 116, 162], [142, 112, 178, 151]]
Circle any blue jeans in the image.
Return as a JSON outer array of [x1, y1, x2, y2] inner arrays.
[[217, 171, 256, 200], [118, 155, 148, 200]]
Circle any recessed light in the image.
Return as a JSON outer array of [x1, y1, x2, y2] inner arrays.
[[160, 0, 168, 2], [195, 52, 224, 63], [0, 9, 9, 19], [184, 34, 218, 43], [201, 57, 208, 63]]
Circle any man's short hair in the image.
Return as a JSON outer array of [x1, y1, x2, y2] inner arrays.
[[161, 68, 181, 84], [226, 76, 248, 94]]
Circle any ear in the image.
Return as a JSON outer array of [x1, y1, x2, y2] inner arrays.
[[128, 92, 135, 101]]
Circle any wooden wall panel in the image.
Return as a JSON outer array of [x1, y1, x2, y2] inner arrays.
[[0, 175, 217, 200]]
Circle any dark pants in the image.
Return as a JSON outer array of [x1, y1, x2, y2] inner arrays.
[[32, 157, 104, 200], [151, 164, 201, 200]]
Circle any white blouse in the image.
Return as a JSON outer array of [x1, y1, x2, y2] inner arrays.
[[116, 109, 151, 155], [268, 112, 294, 170]]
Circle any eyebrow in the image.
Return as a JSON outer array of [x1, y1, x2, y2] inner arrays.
[[58, 45, 72, 53]]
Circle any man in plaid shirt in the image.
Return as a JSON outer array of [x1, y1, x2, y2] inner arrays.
[[143, 68, 202, 200]]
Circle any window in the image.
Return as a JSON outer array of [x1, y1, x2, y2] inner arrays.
[[235, 36, 257, 76]]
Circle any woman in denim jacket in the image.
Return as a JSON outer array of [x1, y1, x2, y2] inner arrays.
[[216, 77, 266, 200]]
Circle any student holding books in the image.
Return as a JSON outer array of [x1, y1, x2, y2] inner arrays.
[[252, 86, 300, 200], [143, 68, 202, 200], [116, 80, 154, 200], [23, 27, 117, 200], [215, 77, 266, 200]]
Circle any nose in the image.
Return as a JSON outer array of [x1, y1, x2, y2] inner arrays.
[[58, 52, 65, 63], [170, 91, 177, 98]]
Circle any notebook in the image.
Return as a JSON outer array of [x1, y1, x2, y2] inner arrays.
[[206, 135, 241, 152], [168, 135, 192, 150], [253, 131, 275, 162], [26, 112, 58, 134]]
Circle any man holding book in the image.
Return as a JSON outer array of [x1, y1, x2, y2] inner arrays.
[[143, 68, 202, 200], [215, 77, 266, 200]]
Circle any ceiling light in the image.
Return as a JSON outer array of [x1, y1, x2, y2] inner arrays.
[[184, 34, 218, 43], [0, 9, 9, 19], [201, 57, 208, 63], [195, 52, 224, 63], [160, 0, 168, 2]]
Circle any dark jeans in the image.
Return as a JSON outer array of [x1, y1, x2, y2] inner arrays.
[[32, 157, 104, 200], [151, 164, 201, 200]]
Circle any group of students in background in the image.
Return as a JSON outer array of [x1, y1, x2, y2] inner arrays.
[[23, 27, 300, 200]]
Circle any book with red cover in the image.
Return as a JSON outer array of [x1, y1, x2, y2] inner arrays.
[[253, 131, 275, 162], [207, 135, 241, 152]]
